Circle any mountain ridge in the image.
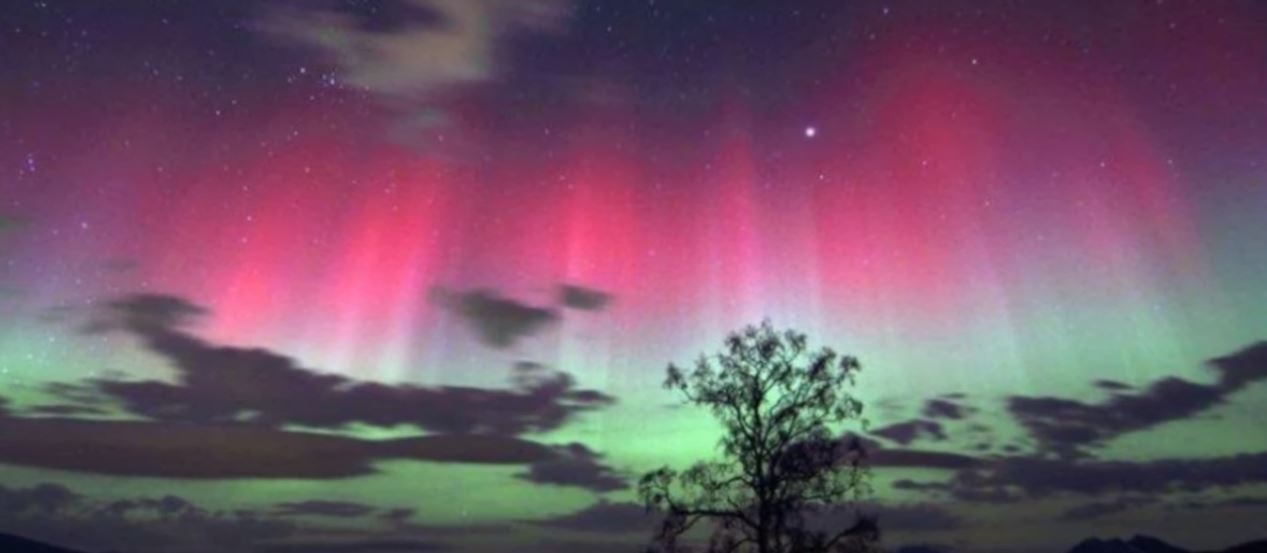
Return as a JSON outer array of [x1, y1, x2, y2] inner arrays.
[[1067, 535, 1267, 553], [0, 532, 87, 553]]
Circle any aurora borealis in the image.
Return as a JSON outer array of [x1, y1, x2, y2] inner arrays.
[[2, 1, 1267, 552]]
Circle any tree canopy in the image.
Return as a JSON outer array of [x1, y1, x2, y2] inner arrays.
[[639, 320, 877, 553]]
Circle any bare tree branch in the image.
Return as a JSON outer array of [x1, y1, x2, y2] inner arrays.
[[639, 321, 875, 553]]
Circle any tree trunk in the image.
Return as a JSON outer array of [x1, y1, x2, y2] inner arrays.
[[757, 505, 770, 553]]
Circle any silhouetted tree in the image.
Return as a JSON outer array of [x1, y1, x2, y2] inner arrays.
[[639, 320, 877, 553]]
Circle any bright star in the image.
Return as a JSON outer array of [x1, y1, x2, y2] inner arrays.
[[804, 126, 817, 138]]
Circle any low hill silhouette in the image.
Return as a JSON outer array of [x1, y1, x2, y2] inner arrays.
[[1069, 535, 1267, 553], [0, 532, 86, 553], [1223, 541, 1267, 553]]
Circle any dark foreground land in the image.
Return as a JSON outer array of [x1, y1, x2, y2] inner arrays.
[[5, 530, 1266, 553]]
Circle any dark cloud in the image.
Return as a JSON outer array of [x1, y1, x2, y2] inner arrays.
[[839, 433, 979, 471], [256, 539, 449, 553], [381, 508, 417, 525], [1093, 379, 1134, 392], [892, 477, 1020, 504], [0, 417, 555, 479], [873, 397, 906, 420], [430, 287, 559, 348], [0, 484, 524, 553], [23, 404, 110, 417], [799, 503, 961, 535], [31, 382, 114, 418], [1008, 341, 1267, 456], [1008, 378, 1221, 457], [0, 293, 623, 488], [516, 443, 628, 492], [861, 503, 964, 532], [91, 293, 208, 331], [903, 450, 1267, 503], [98, 495, 201, 518], [272, 501, 379, 518], [79, 294, 612, 435], [922, 397, 971, 420], [42, 381, 113, 407], [1169, 496, 1267, 511], [871, 419, 947, 446], [512, 540, 650, 553], [558, 284, 612, 311], [0, 483, 80, 517], [893, 545, 956, 553], [1211, 341, 1267, 388], [526, 500, 654, 533], [893, 479, 944, 493], [1219, 496, 1267, 508], [0, 483, 295, 553], [1058, 496, 1157, 521]]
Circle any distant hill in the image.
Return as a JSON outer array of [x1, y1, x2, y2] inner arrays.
[[893, 546, 953, 553], [1070, 537, 1151, 553], [1068, 535, 1267, 553], [0, 532, 86, 553], [1221, 540, 1267, 553], [1129, 535, 1191, 553]]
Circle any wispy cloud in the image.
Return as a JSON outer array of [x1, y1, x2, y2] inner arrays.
[[258, 0, 575, 128]]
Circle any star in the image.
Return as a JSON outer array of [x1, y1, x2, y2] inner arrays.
[[804, 126, 818, 138]]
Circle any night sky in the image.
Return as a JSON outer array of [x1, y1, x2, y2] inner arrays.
[[2, 1, 1267, 552]]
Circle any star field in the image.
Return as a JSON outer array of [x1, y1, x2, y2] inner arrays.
[[2, 2, 1267, 553]]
